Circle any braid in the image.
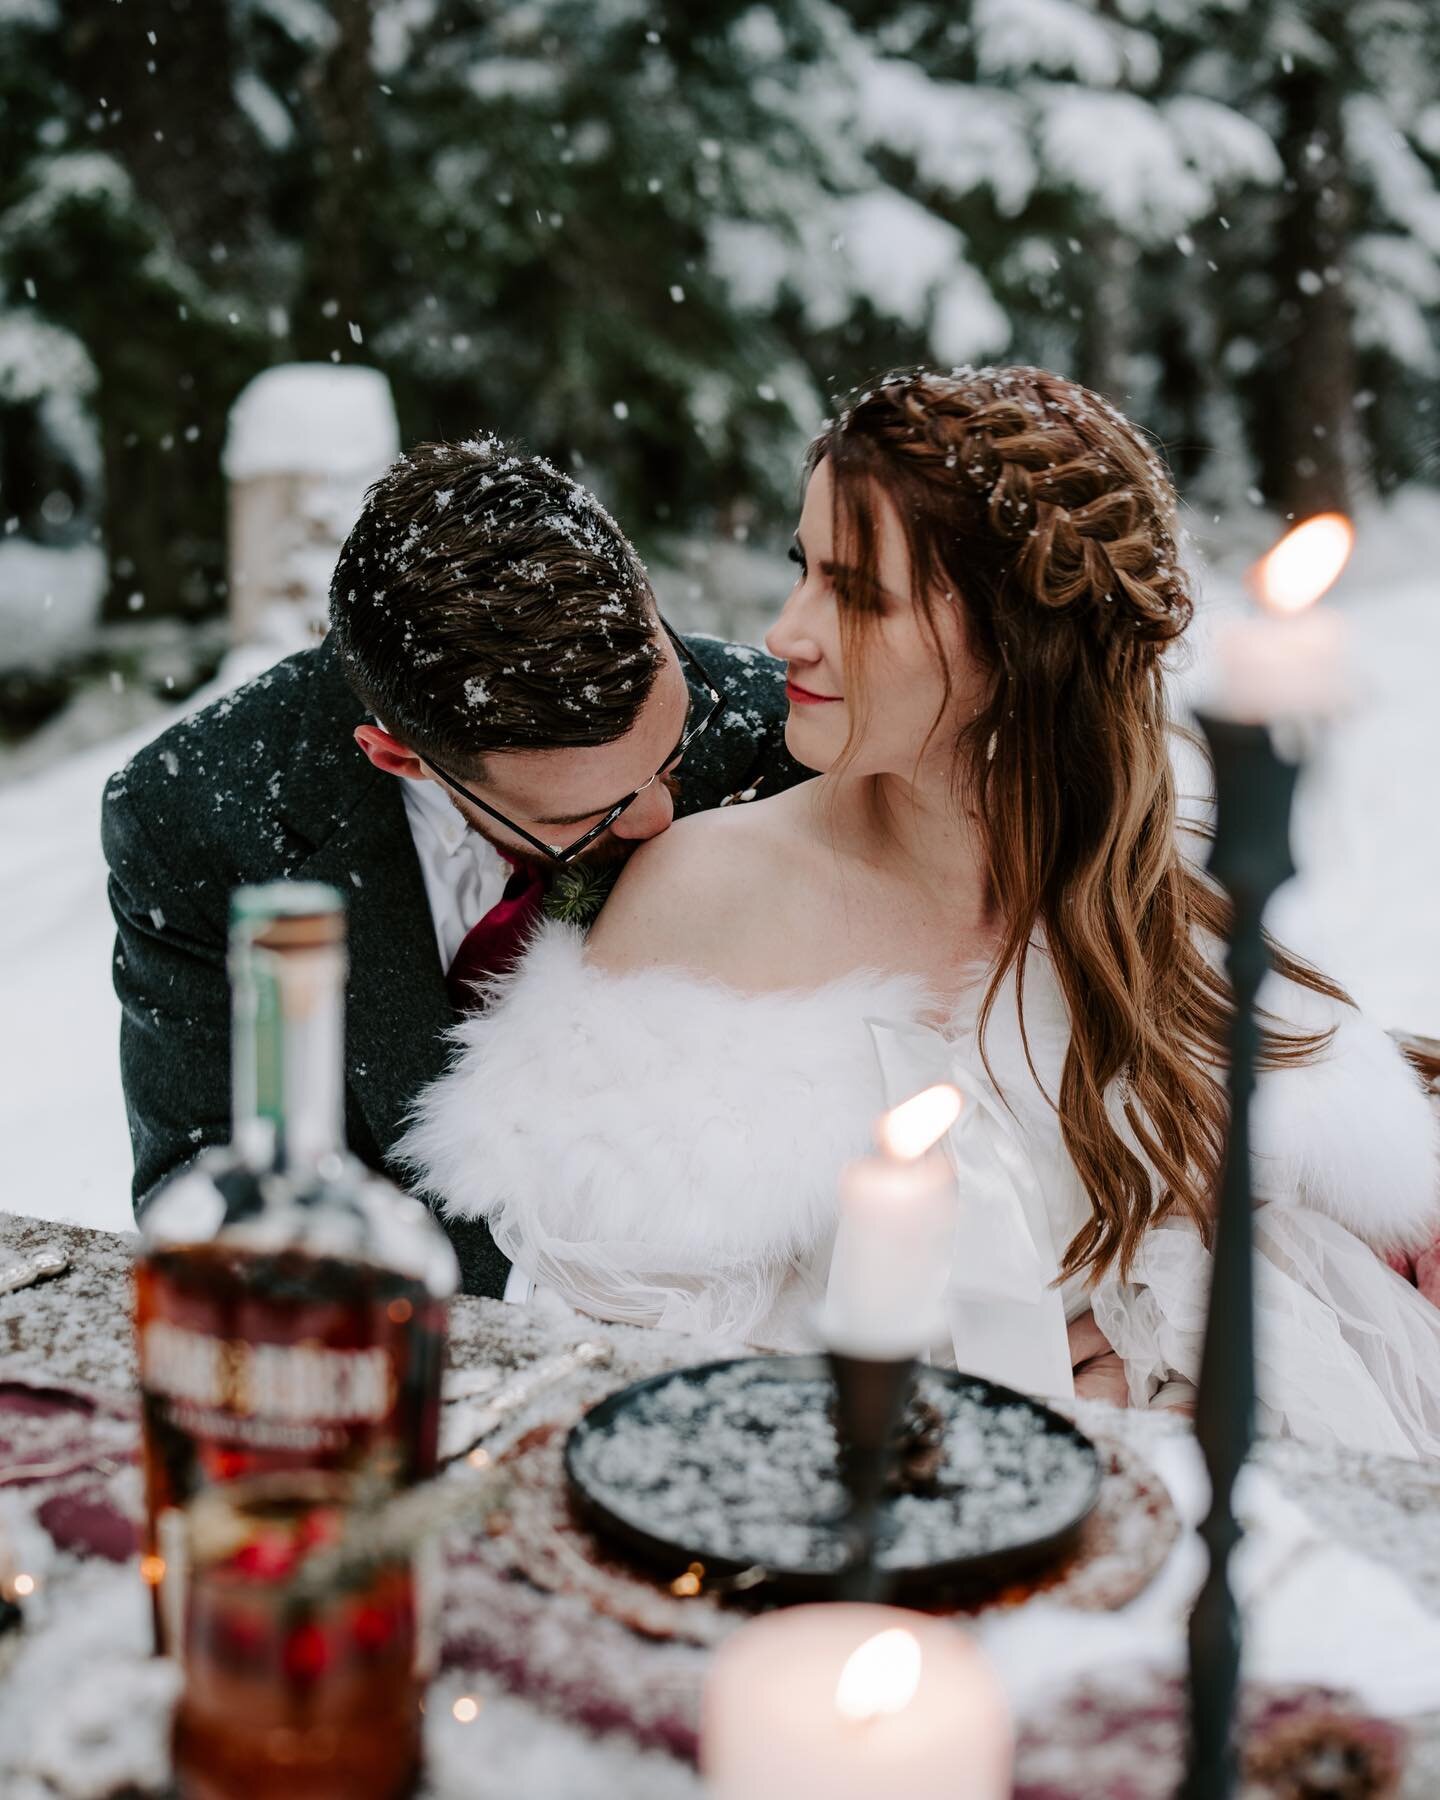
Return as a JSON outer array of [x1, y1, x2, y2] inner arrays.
[[846, 369, 1192, 656]]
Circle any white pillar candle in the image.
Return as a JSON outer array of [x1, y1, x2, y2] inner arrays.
[[701, 1602, 1011, 1800], [1211, 512, 1355, 723], [820, 1084, 961, 1361]]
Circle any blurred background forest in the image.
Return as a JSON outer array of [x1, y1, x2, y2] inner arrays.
[[3, 0, 1440, 751]]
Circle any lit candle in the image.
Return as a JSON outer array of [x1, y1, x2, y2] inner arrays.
[[1211, 512, 1355, 722], [701, 1603, 1011, 1800], [820, 1084, 962, 1360]]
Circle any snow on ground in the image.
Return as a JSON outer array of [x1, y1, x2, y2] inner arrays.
[[0, 625, 310, 1232], [1, 493, 1437, 1235], [1177, 486, 1440, 1033]]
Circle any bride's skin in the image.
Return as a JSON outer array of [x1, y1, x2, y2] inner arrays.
[[587, 458, 1001, 1000], [588, 457, 1134, 1406]]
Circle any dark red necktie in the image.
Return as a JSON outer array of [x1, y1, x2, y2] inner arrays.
[[445, 862, 547, 1011]]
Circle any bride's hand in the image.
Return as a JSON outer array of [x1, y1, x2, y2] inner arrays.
[[1068, 1309, 1130, 1409]]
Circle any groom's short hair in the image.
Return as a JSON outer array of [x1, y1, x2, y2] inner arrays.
[[329, 436, 665, 777]]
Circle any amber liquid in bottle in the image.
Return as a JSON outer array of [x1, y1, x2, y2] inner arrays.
[[135, 885, 458, 1800]]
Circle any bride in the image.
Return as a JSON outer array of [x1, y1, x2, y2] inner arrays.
[[401, 366, 1440, 1458]]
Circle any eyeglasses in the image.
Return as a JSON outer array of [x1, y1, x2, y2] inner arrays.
[[418, 618, 728, 867]]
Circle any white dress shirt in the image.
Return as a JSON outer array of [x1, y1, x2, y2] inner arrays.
[[400, 773, 511, 972], [400, 775, 536, 1306]]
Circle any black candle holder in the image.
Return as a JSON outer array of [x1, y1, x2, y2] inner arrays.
[[1181, 711, 1303, 1800], [827, 1349, 916, 1603]]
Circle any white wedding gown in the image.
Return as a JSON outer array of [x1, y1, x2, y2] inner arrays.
[[401, 921, 1440, 1460]]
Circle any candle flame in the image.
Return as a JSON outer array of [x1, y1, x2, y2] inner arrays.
[[834, 1628, 923, 1722], [876, 1084, 963, 1161], [1251, 512, 1354, 616]]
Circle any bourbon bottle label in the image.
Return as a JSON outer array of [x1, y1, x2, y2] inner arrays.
[[135, 1238, 445, 1657], [142, 1319, 393, 1446]]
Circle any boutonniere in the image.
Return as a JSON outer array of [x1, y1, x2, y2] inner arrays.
[[542, 778, 767, 930], [541, 860, 622, 929]]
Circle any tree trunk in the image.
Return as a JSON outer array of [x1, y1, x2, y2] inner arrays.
[[61, 0, 267, 622], [1076, 0, 1140, 405], [293, 0, 376, 364], [1255, 37, 1358, 518], [64, 0, 261, 266], [1078, 224, 1140, 404], [1155, 306, 1210, 486]]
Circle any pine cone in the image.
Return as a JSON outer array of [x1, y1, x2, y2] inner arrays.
[[1244, 1708, 1405, 1799], [887, 1393, 947, 1494]]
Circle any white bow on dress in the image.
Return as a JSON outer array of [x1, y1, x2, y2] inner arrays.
[[866, 1017, 1076, 1399]]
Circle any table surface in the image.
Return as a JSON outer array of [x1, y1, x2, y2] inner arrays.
[[4, 1209, 1440, 1799]]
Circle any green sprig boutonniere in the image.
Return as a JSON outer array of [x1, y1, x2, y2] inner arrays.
[[542, 860, 622, 929]]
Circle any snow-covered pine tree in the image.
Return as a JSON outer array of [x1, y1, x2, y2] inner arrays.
[[0, 0, 96, 552], [843, 0, 1284, 435], [7, 0, 1436, 630], [360, 1, 1026, 541], [694, 6, 1012, 460], [1336, 0, 1440, 494], [0, 0, 277, 620], [349, 0, 855, 536], [1184, 0, 1440, 514]]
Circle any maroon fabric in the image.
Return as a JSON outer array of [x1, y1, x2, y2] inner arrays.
[[445, 862, 547, 1011], [0, 1379, 140, 1559], [0, 1381, 96, 1421], [36, 1492, 138, 1563]]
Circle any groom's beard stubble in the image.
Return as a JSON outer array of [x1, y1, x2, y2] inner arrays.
[[443, 771, 683, 880]]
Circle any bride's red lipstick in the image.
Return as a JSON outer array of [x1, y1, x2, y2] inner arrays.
[[785, 679, 842, 706]]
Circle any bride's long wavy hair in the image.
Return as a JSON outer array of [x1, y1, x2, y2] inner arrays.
[[810, 366, 1348, 1284]]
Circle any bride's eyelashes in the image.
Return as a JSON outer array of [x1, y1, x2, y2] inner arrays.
[[787, 543, 807, 578]]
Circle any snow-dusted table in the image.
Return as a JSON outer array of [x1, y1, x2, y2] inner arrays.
[[3, 1209, 1440, 1799]]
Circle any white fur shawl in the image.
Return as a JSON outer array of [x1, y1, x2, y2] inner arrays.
[[399, 921, 1439, 1276], [401, 924, 1440, 1450]]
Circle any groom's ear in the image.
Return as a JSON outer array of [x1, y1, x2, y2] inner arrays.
[[354, 723, 430, 783]]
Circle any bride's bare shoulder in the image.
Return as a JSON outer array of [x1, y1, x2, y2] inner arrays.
[[585, 782, 821, 980]]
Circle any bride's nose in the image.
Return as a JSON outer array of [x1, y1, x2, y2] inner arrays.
[[610, 773, 674, 842], [765, 586, 824, 669]]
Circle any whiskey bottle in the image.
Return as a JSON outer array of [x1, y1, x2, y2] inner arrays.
[[134, 882, 459, 1800]]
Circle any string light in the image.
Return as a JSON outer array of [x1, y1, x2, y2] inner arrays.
[[670, 1561, 705, 1596], [12, 1574, 35, 1598], [452, 1696, 481, 1724]]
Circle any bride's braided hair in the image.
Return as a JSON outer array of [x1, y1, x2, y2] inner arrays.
[[810, 367, 1346, 1285]]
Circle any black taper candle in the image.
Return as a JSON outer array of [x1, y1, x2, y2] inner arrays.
[[1181, 711, 1302, 1800], [828, 1349, 916, 1603]]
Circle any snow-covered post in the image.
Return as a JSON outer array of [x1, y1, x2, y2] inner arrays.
[[222, 364, 400, 649]]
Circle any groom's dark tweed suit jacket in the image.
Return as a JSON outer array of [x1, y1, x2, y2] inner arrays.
[[102, 632, 808, 1298]]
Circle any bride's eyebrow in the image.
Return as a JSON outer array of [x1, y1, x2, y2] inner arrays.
[[792, 530, 905, 605], [822, 559, 908, 607]]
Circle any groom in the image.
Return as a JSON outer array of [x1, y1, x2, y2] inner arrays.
[[103, 435, 808, 1297]]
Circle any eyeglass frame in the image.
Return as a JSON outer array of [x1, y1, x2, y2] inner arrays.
[[416, 618, 728, 866]]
